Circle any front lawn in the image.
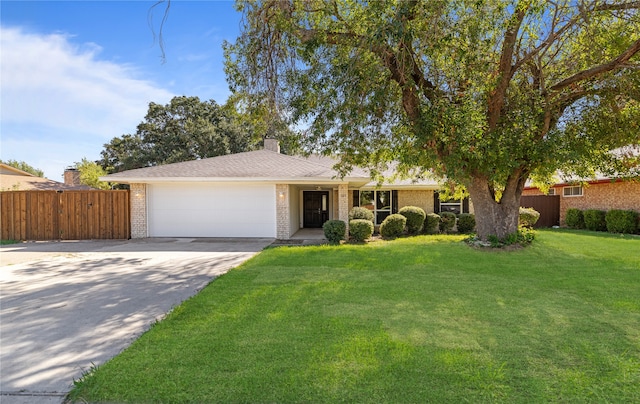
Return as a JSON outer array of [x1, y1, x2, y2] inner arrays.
[[68, 230, 640, 403]]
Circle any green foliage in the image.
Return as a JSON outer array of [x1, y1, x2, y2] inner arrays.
[[379, 214, 406, 239], [584, 209, 607, 232], [424, 213, 441, 234], [349, 219, 374, 242], [519, 207, 541, 228], [398, 206, 426, 234], [487, 227, 536, 248], [100, 96, 261, 173], [74, 158, 111, 190], [348, 207, 374, 222], [565, 209, 585, 229], [227, 0, 640, 241], [323, 220, 346, 244], [605, 210, 639, 234], [439, 212, 457, 233], [457, 213, 476, 234], [1, 159, 44, 177]]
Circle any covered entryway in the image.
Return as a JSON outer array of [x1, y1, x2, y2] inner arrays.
[[147, 183, 276, 237], [303, 191, 329, 228]]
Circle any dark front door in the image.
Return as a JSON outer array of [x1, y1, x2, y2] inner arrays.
[[303, 191, 329, 228]]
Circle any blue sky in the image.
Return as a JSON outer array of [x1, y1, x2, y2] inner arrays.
[[1, 0, 242, 180]]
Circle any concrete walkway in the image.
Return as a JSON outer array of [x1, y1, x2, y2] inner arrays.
[[0, 238, 273, 403]]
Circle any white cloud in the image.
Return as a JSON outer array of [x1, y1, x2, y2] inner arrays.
[[0, 26, 175, 178]]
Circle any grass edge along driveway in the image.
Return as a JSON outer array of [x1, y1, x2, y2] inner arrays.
[[68, 230, 639, 403]]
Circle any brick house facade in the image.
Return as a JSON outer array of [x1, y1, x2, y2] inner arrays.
[[523, 179, 640, 226]]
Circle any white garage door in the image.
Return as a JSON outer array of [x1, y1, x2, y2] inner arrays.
[[147, 183, 276, 237]]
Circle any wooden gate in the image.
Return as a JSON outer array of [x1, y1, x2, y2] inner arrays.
[[520, 195, 560, 228], [1, 190, 130, 241]]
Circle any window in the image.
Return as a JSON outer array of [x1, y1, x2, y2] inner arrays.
[[355, 190, 395, 225], [563, 186, 583, 197], [439, 198, 462, 214], [547, 188, 556, 196]]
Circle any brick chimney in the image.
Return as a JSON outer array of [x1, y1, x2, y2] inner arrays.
[[264, 138, 280, 153], [64, 168, 81, 186]]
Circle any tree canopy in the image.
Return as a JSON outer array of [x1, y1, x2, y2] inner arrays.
[[1, 159, 45, 177], [226, 0, 640, 240], [100, 96, 289, 173], [75, 158, 111, 190]]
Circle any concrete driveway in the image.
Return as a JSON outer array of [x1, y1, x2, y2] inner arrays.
[[0, 237, 273, 403]]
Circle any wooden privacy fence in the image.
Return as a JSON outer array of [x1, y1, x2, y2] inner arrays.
[[520, 195, 560, 228], [1, 190, 130, 241]]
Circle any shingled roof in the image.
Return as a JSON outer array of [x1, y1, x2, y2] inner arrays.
[[103, 150, 371, 183]]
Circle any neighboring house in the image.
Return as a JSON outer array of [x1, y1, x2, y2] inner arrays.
[[523, 176, 640, 226], [0, 164, 92, 191], [103, 140, 471, 239]]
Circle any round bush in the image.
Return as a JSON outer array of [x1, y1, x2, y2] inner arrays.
[[439, 212, 457, 233], [605, 209, 639, 234], [349, 206, 374, 222], [323, 220, 346, 243], [379, 214, 407, 238], [565, 208, 584, 229], [349, 219, 374, 242], [423, 213, 440, 234], [457, 213, 476, 233], [583, 209, 607, 232], [519, 207, 540, 228], [398, 206, 426, 234]]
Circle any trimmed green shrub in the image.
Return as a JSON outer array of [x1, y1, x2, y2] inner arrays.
[[349, 207, 374, 222], [457, 213, 476, 234], [519, 207, 540, 228], [349, 219, 374, 242], [584, 209, 607, 232], [605, 210, 639, 234], [380, 214, 407, 238], [487, 226, 537, 247], [323, 220, 346, 244], [424, 213, 440, 234], [565, 208, 584, 229], [398, 206, 426, 234], [439, 212, 457, 233]]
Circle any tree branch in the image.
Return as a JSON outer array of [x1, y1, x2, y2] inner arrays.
[[487, 1, 529, 131], [550, 38, 640, 91]]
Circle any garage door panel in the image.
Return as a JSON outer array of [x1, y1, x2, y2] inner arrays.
[[148, 183, 276, 237]]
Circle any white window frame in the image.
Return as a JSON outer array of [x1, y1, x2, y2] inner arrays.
[[563, 186, 583, 197], [440, 198, 463, 214], [547, 188, 556, 196]]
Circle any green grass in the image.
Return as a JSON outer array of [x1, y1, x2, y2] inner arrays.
[[0, 239, 19, 245], [68, 230, 640, 403]]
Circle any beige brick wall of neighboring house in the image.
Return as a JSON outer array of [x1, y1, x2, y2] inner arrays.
[[559, 181, 640, 225], [398, 190, 435, 213], [276, 184, 291, 239], [522, 188, 545, 196], [130, 183, 147, 238]]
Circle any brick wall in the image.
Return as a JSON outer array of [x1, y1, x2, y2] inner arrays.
[[338, 184, 349, 236], [130, 183, 147, 238], [522, 188, 545, 196], [559, 181, 640, 225], [398, 190, 435, 213], [276, 184, 291, 239]]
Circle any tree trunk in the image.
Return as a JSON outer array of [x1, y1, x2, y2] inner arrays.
[[467, 175, 524, 241]]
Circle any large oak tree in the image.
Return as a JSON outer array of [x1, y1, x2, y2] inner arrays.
[[100, 96, 260, 173], [225, 0, 640, 240]]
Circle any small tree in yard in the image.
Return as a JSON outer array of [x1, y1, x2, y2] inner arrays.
[[226, 0, 640, 242]]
